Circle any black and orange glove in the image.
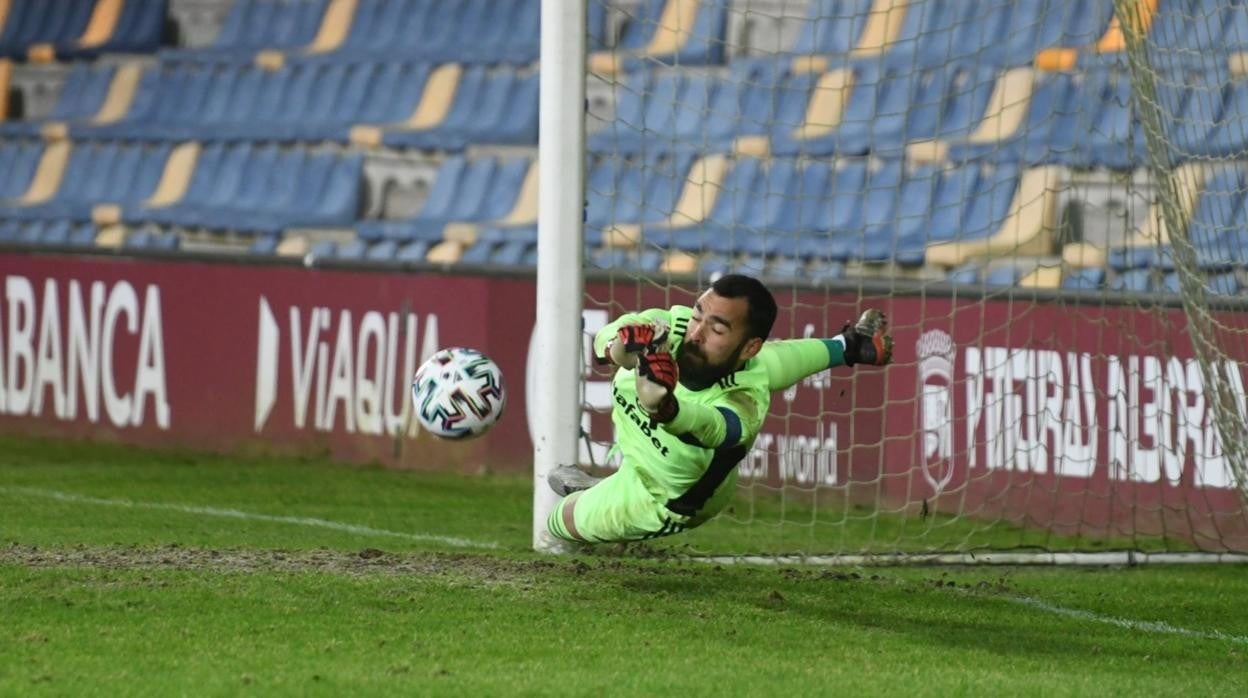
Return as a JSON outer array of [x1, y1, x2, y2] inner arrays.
[[607, 320, 669, 368]]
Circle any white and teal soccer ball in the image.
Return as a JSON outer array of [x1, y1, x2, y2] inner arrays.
[[411, 347, 507, 440]]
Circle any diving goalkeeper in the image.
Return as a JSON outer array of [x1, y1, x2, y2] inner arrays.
[[547, 274, 894, 544]]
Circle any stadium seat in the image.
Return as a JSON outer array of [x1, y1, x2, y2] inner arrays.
[[589, 0, 728, 75], [0, 138, 43, 197], [4, 61, 155, 138], [1034, 0, 1158, 70], [378, 65, 538, 150], [1162, 270, 1243, 296], [120, 143, 363, 234], [617, 154, 728, 246], [1109, 268, 1154, 293], [1, 140, 171, 222], [644, 157, 778, 254], [209, 0, 330, 52], [28, 0, 167, 61], [396, 240, 431, 262], [827, 161, 903, 261], [946, 263, 981, 285], [921, 163, 1048, 268], [0, 0, 96, 59], [1062, 266, 1106, 290], [589, 247, 663, 273], [789, 0, 874, 57], [356, 155, 529, 243], [984, 264, 1022, 286]]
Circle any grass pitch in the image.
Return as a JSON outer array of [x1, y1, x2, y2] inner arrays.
[[2, 436, 1247, 696]]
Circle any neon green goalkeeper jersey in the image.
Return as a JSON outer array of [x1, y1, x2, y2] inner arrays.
[[595, 305, 847, 523]]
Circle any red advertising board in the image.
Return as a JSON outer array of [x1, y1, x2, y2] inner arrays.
[[1, 253, 1245, 549]]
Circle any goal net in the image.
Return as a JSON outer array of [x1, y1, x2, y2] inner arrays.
[[570, 0, 1248, 561]]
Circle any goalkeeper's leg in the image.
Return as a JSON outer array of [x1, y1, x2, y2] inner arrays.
[[547, 464, 691, 543]]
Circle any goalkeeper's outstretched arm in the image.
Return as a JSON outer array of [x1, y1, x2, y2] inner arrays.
[[759, 309, 895, 392]]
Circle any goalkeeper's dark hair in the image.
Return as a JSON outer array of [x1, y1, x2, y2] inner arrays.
[[711, 274, 777, 341]]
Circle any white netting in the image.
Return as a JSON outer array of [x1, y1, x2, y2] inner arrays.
[[577, 0, 1248, 558]]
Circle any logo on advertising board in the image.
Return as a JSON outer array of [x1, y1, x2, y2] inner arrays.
[[0, 276, 169, 429], [917, 330, 956, 495], [253, 297, 438, 436]]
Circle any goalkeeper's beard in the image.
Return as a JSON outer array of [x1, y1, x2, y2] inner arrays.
[[677, 341, 746, 391]]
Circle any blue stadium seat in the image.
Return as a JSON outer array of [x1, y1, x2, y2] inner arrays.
[[1110, 268, 1154, 293], [984, 265, 1022, 286], [461, 225, 538, 266], [0, 139, 43, 197], [946, 264, 981, 285], [892, 162, 1018, 266], [249, 235, 281, 256], [1073, 70, 1143, 169], [123, 144, 362, 234], [610, 0, 727, 69], [1063, 267, 1107, 290], [0, 0, 96, 58], [356, 156, 527, 242], [396, 240, 431, 262], [807, 258, 846, 282], [49, 0, 167, 59], [1014, 0, 1116, 59], [304, 239, 337, 261], [647, 157, 770, 254], [334, 239, 368, 260], [947, 71, 1081, 165], [589, 248, 663, 272], [1162, 270, 1243, 296], [1, 140, 172, 222], [791, 0, 874, 56], [859, 164, 940, 263], [827, 161, 903, 261], [765, 255, 808, 281], [124, 229, 180, 251], [589, 70, 680, 154], [210, 0, 329, 51], [1, 62, 122, 136], [768, 160, 832, 238], [325, 0, 540, 64]]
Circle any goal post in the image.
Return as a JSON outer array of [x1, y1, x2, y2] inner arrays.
[[531, 0, 587, 553], [535, 0, 1248, 560]]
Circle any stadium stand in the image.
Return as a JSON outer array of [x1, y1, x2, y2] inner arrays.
[[0, 0, 1244, 296]]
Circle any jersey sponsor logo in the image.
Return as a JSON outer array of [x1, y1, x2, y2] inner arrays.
[[917, 330, 956, 495], [612, 385, 671, 457]]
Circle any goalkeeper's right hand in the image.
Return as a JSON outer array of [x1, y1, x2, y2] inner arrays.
[[607, 320, 669, 369]]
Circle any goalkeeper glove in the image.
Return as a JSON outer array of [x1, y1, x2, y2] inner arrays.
[[841, 309, 894, 367], [607, 320, 669, 369], [635, 350, 679, 423]]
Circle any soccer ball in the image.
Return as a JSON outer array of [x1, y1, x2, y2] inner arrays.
[[410, 347, 507, 440]]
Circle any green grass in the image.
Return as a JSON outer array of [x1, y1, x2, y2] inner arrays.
[[2, 436, 1247, 696]]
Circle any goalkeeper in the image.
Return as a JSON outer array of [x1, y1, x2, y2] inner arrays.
[[547, 274, 893, 544]]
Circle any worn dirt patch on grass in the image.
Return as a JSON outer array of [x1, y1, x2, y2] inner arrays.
[[0, 543, 569, 580]]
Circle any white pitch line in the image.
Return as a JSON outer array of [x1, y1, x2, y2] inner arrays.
[[1003, 593, 1248, 646], [2, 486, 499, 550]]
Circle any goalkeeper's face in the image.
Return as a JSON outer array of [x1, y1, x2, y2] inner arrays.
[[679, 290, 763, 388]]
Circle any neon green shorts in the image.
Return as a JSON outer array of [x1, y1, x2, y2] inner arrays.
[[547, 464, 693, 544]]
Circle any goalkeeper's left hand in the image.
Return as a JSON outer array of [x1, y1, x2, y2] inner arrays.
[[635, 351, 679, 423]]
